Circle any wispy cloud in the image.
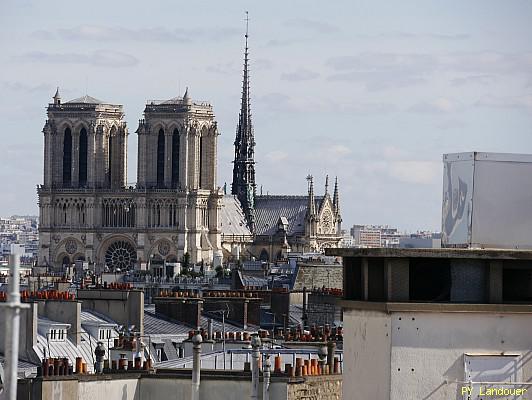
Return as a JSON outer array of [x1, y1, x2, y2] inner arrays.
[[388, 161, 440, 185], [2, 81, 52, 93], [16, 50, 139, 68], [32, 25, 240, 43], [475, 94, 532, 112], [264, 37, 308, 47], [206, 62, 238, 75], [359, 31, 470, 41], [326, 51, 532, 91], [409, 98, 458, 114], [326, 53, 434, 90], [283, 18, 340, 34], [451, 74, 495, 86], [264, 150, 289, 163], [281, 68, 320, 81]]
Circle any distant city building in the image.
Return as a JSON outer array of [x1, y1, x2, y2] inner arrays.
[[349, 224, 440, 249], [339, 230, 354, 248], [350, 225, 382, 247], [0, 215, 38, 264], [399, 232, 441, 248]]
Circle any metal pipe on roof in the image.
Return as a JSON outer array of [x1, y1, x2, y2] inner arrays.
[[191, 333, 202, 400], [262, 354, 271, 400], [1, 255, 29, 400], [251, 334, 261, 400]]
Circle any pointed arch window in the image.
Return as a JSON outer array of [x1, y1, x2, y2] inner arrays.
[[62, 128, 72, 187], [157, 129, 165, 188], [199, 135, 204, 188], [79, 128, 88, 187], [107, 133, 114, 187], [171, 128, 180, 188]]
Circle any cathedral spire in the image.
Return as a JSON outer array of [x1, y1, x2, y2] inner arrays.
[[324, 175, 329, 196], [307, 175, 316, 218], [183, 86, 191, 105], [53, 87, 61, 105], [232, 11, 256, 232], [333, 176, 340, 215]]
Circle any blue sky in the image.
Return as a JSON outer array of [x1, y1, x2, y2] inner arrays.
[[1, 0, 531, 231]]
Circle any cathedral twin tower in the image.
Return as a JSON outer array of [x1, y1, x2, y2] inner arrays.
[[38, 87, 222, 270]]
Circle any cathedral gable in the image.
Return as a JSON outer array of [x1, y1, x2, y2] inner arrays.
[[318, 197, 336, 235]]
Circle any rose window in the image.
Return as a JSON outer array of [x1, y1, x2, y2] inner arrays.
[[105, 240, 137, 270], [158, 241, 170, 257], [65, 239, 78, 255]]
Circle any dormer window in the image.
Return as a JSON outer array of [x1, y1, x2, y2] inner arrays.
[[98, 329, 112, 340], [49, 328, 67, 341]]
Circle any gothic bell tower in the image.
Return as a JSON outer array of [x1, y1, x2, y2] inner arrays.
[[231, 12, 256, 232], [42, 90, 127, 190]]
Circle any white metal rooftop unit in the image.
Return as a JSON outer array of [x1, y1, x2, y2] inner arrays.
[[442, 151, 532, 249]]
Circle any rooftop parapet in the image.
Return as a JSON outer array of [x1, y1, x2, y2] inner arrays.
[[326, 247, 532, 305]]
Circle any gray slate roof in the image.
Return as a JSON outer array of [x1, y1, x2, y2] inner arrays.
[[65, 95, 104, 104], [254, 195, 323, 236], [144, 305, 257, 335], [220, 195, 252, 236], [238, 272, 269, 289], [0, 356, 39, 378]]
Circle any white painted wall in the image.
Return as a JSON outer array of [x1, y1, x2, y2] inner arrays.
[[40, 375, 287, 400], [342, 309, 391, 400], [78, 379, 140, 400], [343, 308, 532, 400], [390, 312, 532, 400]]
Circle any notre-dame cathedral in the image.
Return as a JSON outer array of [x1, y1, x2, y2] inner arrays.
[[37, 29, 342, 271]]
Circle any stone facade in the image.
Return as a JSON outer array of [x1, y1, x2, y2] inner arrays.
[[292, 264, 343, 291], [287, 376, 342, 400], [248, 176, 343, 263], [38, 90, 222, 269]]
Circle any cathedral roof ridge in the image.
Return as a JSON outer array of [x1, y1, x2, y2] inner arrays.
[[256, 194, 305, 199], [147, 97, 212, 107], [256, 194, 324, 200], [65, 94, 106, 105]]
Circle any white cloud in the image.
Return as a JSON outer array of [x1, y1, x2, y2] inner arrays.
[[388, 161, 440, 185], [265, 150, 289, 163], [281, 68, 320, 82], [325, 51, 532, 91], [327, 144, 351, 157], [451, 74, 495, 86], [409, 98, 457, 114], [475, 94, 532, 112], [17, 50, 138, 68], [2, 81, 51, 93], [383, 146, 408, 159], [32, 25, 240, 43], [283, 19, 340, 34]]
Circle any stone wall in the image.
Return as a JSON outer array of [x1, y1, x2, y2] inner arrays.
[[18, 372, 343, 400], [287, 376, 342, 400], [293, 264, 343, 291], [307, 293, 342, 326]]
